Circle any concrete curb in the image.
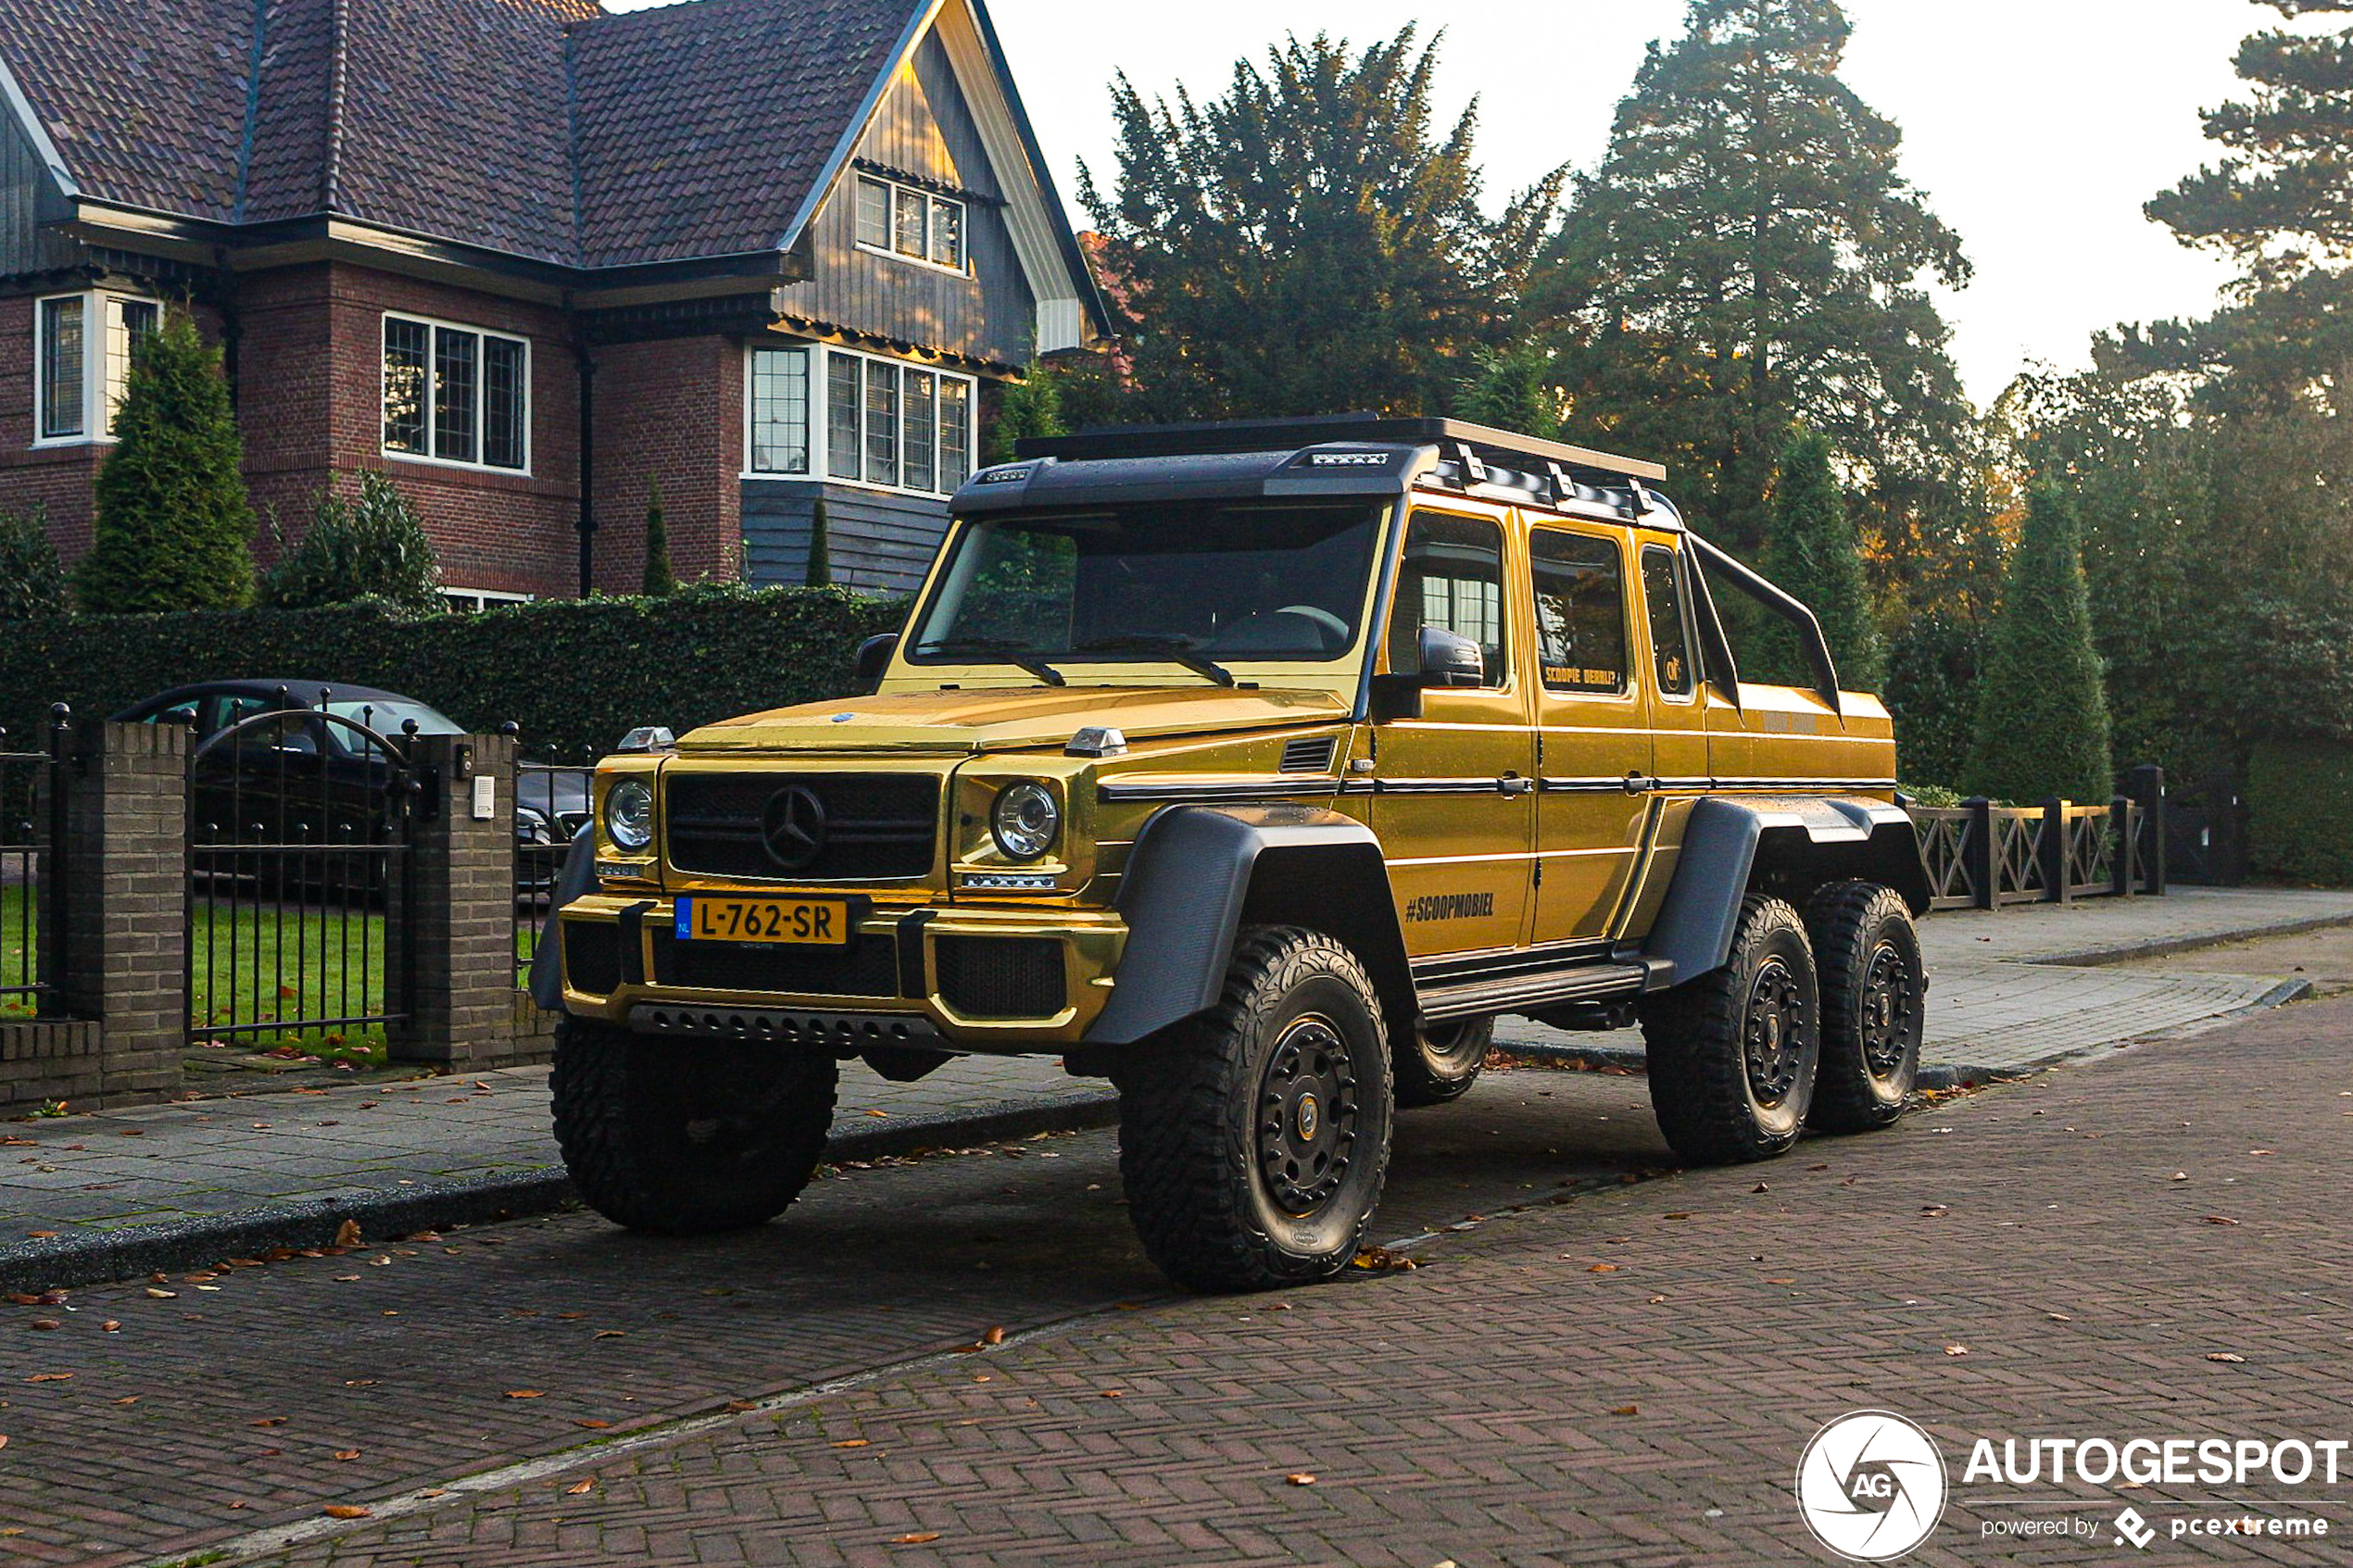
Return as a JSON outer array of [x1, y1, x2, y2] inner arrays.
[[0, 1088, 1120, 1294], [2018, 909, 2353, 969], [1492, 974, 2318, 1096]]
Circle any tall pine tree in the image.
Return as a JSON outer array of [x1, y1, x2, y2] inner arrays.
[[1532, 0, 1971, 568], [1964, 484, 2113, 806], [76, 309, 254, 612], [1452, 345, 1562, 439], [1080, 27, 1560, 420], [1759, 429, 1884, 690], [2134, 0, 2353, 410]]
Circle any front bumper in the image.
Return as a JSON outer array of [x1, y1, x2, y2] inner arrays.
[[552, 894, 1127, 1050]]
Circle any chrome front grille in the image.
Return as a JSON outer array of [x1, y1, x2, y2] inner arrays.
[[666, 773, 940, 882]]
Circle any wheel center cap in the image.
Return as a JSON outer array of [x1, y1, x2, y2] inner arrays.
[[1294, 1093, 1319, 1142], [1763, 1012, 1782, 1051]]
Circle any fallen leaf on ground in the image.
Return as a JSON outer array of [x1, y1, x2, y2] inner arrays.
[[1589, 1263, 1619, 1273], [979, 1326, 1005, 1346], [0, 1436, 8, 1449], [863, 1109, 889, 1118], [322, 1505, 371, 1520], [333, 1450, 359, 1461], [100, 1321, 119, 1333], [24, 1373, 69, 1383], [595, 1330, 625, 1339], [832, 1439, 871, 1449], [503, 1390, 545, 1399], [1351, 1246, 1419, 1272], [249, 1418, 286, 1428], [2249, 1148, 2274, 1156], [889, 1534, 940, 1546], [27, 1320, 58, 1331], [2203, 1215, 2241, 1226], [2170, 1172, 2188, 1182], [724, 1400, 756, 1412], [2207, 1352, 2246, 1363], [573, 1420, 611, 1430], [1750, 1184, 1768, 1194], [23, 1232, 55, 1240], [1766, 1279, 1795, 1286], [1100, 1390, 1125, 1399], [2047, 1312, 2072, 1322], [1943, 1345, 1969, 1357], [1663, 1212, 1692, 1220], [555, 1311, 586, 1321], [1610, 1403, 1639, 1416], [1286, 1473, 1317, 1486], [332, 1220, 361, 1248], [565, 1479, 595, 1495]]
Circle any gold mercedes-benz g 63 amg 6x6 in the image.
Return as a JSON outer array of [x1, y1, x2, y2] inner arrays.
[[532, 416, 1931, 1293]]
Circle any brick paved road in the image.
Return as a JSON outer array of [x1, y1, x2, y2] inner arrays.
[[177, 997, 2353, 1568]]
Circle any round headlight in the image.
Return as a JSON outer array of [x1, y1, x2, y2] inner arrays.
[[990, 782, 1060, 860], [604, 778, 655, 853]]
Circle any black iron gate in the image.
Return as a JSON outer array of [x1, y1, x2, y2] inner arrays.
[[0, 707, 68, 1022], [186, 696, 421, 1057]]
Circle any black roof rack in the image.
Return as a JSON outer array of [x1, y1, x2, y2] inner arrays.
[[1018, 412, 1668, 485]]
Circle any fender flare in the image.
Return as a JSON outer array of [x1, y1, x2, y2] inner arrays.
[[526, 826, 598, 1012], [1083, 803, 1411, 1046], [1642, 796, 1930, 986]]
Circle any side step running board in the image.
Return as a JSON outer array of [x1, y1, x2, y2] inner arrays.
[[1416, 961, 1648, 1023]]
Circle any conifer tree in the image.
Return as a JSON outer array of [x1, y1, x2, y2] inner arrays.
[[1964, 484, 2113, 805], [1533, 0, 1970, 561], [2133, 0, 2353, 408], [804, 495, 833, 588], [1082, 26, 1561, 420], [76, 309, 255, 612], [642, 478, 676, 596], [0, 506, 67, 620], [1758, 430, 1883, 690], [985, 363, 1066, 467], [1452, 345, 1561, 439]]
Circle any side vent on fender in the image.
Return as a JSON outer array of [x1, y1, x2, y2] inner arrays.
[[1279, 735, 1338, 774]]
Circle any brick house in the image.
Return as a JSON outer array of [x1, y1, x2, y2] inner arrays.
[[0, 0, 1107, 602]]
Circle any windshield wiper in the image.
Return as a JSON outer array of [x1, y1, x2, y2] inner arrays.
[[912, 636, 1066, 687], [1071, 635, 1236, 687]]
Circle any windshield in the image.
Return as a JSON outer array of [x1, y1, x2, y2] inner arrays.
[[324, 700, 466, 750], [908, 501, 1386, 671]]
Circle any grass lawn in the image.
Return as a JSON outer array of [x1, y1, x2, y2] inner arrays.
[[1, 884, 33, 1020]]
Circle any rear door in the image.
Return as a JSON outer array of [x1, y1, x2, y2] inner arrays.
[[1369, 507, 1536, 959], [1528, 523, 1652, 942]]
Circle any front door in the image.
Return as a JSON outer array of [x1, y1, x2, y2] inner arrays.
[[1528, 523, 1652, 943], [1370, 508, 1536, 960]]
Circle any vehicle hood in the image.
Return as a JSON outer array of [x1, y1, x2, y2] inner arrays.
[[676, 684, 1353, 755]]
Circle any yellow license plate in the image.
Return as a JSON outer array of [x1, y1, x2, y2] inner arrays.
[[675, 897, 854, 947]]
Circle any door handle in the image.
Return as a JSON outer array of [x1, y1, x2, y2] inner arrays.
[[1622, 770, 1655, 795], [1497, 774, 1535, 797]]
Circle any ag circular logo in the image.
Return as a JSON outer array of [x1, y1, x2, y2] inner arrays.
[[1795, 1410, 1948, 1562]]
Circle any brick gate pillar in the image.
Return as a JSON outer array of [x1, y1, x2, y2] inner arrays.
[[57, 721, 188, 1105], [396, 733, 530, 1068]]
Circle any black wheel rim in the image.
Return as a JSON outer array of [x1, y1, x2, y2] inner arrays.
[[1860, 941, 1916, 1081], [1256, 1012, 1360, 1217], [1743, 958, 1806, 1108]]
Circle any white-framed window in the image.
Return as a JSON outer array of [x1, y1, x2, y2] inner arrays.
[[443, 586, 535, 614], [745, 343, 975, 497], [381, 312, 530, 473], [852, 172, 967, 273], [33, 292, 160, 446]]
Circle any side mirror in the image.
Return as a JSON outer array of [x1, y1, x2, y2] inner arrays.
[[1369, 625, 1486, 722], [855, 633, 899, 695]]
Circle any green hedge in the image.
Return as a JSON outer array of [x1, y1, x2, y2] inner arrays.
[[0, 584, 905, 761], [2246, 739, 2353, 887]]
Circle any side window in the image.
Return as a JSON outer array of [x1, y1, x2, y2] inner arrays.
[[1642, 546, 1695, 698], [1389, 512, 1507, 687], [1529, 530, 1629, 695]]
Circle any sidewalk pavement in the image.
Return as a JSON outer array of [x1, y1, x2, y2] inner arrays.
[[2, 885, 2348, 1293]]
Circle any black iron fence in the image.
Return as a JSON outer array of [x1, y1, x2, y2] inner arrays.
[[512, 740, 595, 981], [185, 695, 419, 1057], [1913, 784, 2164, 912], [0, 707, 68, 1020]]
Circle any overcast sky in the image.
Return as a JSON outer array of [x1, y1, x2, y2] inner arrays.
[[615, 0, 2262, 407]]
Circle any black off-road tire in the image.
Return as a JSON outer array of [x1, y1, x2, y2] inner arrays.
[[1392, 1015, 1493, 1107], [1640, 895, 1820, 1165], [1803, 881, 1925, 1133], [551, 1017, 837, 1235], [1115, 926, 1394, 1293]]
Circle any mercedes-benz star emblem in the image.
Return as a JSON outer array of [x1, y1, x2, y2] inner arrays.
[[760, 786, 828, 871]]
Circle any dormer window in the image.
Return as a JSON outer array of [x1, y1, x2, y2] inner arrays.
[[853, 173, 967, 272]]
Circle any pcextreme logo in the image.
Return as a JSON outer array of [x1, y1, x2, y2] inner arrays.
[[1794, 1411, 1950, 1562]]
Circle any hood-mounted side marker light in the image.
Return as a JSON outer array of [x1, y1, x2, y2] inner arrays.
[[1066, 726, 1128, 759]]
